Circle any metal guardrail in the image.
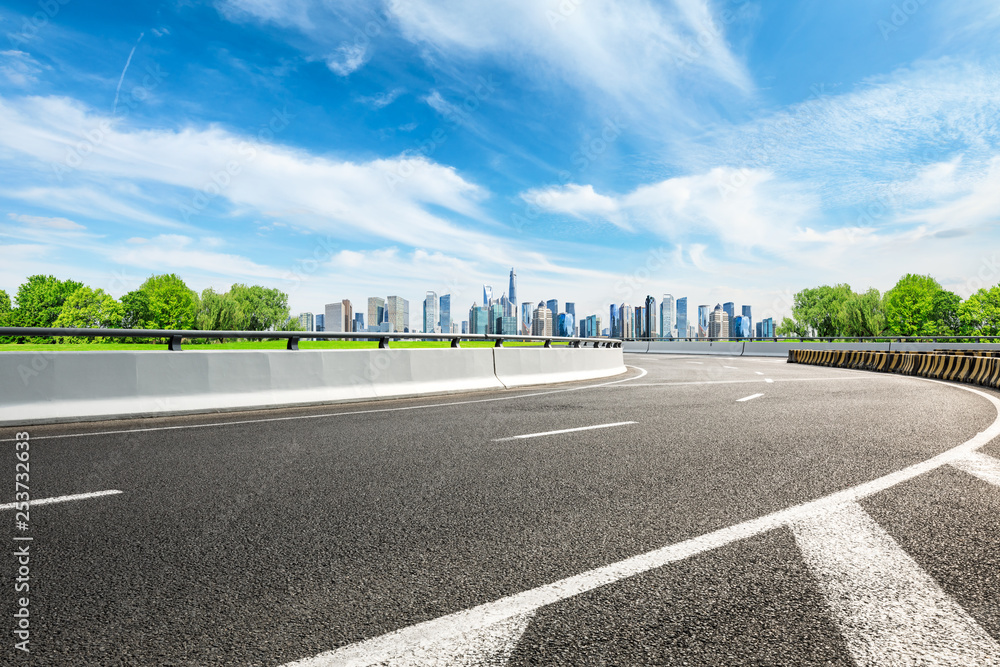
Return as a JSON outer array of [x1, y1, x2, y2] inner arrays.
[[0, 327, 623, 351], [624, 335, 1000, 343]]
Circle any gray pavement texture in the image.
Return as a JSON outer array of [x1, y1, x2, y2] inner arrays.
[[2, 353, 1000, 665]]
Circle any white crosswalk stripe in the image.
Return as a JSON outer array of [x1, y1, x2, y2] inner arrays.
[[951, 451, 1000, 487]]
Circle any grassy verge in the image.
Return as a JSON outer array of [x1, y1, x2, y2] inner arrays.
[[0, 340, 566, 352]]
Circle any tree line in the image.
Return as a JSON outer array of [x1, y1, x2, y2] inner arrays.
[[0, 274, 301, 343], [776, 273, 1000, 338]]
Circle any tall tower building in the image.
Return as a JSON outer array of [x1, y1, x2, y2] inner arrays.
[[610, 303, 621, 338], [297, 312, 314, 332], [723, 302, 735, 338], [546, 299, 559, 328], [439, 294, 451, 333], [387, 295, 409, 333], [644, 295, 657, 339], [709, 303, 729, 339], [483, 285, 493, 308], [660, 294, 674, 339], [565, 302, 576, 335], [698, 305, 710, 338], [508, 268, 517, 309], [742, 305, 752, 335], [531, 302, 552, 336], [520, 302, 532, 335], [367, 297, 385, 332], [676, 297, 688, 339], [621, 304, 635, 338], [324, 302, 344, 333], [423, 291, 439, 333]]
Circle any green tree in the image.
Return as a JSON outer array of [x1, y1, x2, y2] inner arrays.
[[227, 284, 290, 331], [0, 289, 11, 343], [53, 287, 124, 342], [883, 274, 961, 336], [958, 286, 1000, 336], [791, 284, 854, 337], [836, 288, 886, 337], [135, 274, 199, 330], [775, 316, 806, 338], [10, 275, 84, 342], [194, 289, 245, 340]]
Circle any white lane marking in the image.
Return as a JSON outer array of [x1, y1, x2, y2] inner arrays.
[[280, 378, 1000, 667], [736, 393, 764, 402], [792, 501, 1000, 666], [1, 366, 649, 443], [618, 375, 876, 387], [686, 361, 704, 365], [285, 611, 536, 667], [723, 366, 738, 369], [951, 451, 1000, 487], [755, 371, 765, 375], [493, 421, 637, 442], [0, 490, 123, 511], [765, 378, 774, 384]]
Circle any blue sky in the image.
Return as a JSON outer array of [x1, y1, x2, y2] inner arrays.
[[2, 0, 999, 331]]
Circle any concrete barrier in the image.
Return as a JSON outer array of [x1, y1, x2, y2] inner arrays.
[[622, 341, 649, 353], [0, 346, 626, 426], [788, 348, 1000, 390], [646, 341, 744, 356], [493, 347, 626, 388]]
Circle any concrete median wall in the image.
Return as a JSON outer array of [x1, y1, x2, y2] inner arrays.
[[788, 348, 1000, 389], [625, 341, 1000, 357], [0, 346, 625, 426]]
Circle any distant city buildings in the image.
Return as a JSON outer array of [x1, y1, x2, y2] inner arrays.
[[314, 313, 324, 332], [660, 294, 674, 340], [386, 295, 409, 333], [324, 300, 352, 334], [676, 297, 688, 339], [520, 302, 532, 335], [423, 291, 439, 333], [531, 302, 552, 336], [709, 303, 729, 338], [297, 312, 313, 332], [698, 305, 710, 338], [723, 302, 735, 338], [439, 294, 451, 333]]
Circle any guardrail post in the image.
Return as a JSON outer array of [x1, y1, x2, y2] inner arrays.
[[286, 337, 299, 351], [379, 337, 389, 349], [168, 335, 183, 351], [494, 338, 504, 348], [451, 338, 461, 348], [543, 339, 552, 348]]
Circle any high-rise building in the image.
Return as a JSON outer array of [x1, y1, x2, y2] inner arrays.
[[314, 313, 324, 332], [297, 312, 314, 332], [610, 303, 621, 338], [723, 302, 735, 338], [324, 302, 344, 333], [387, 295, 409, 333], [635, 305, 645, 338], [644, 295, 657, 339], [488, 302, 504, 335], [565, 302, 576, 336], [698, 305, 710, 339], [508, 269, 517, 327], [762, 317, 775, 338], [469, 305, 488, 335], [367, 297, 385, 332], [496, 315, 517, 335], [660, 294, 674, 340], [423, 291, 439, 333], [531, 302, 552, 336], [676, 297, 688, 339], [520, 302, 532, 335], [621, 304, 635, 338], [733, 315, 751, 338], [483, 285, 493, 308], [742, 305, 752, 335], [546, 299, 559, 328], [353, 313, 364, 332], [709, 303, 729, 338], [558, 312, 575, 337], [439, 294, 451, 333], [461, 320, 469, 334]]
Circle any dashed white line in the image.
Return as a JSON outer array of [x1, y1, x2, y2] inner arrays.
[[755, 371, 765, 375], [0, 490, 123, 511], [792, 501, 1000, 666], [686, 361, 704, 365], [765, 378, 774, 383], [736, 393, 764, 402], [723, 366, 738, 369], [493, 421, 637, 442]]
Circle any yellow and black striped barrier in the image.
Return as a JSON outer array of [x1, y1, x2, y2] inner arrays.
[[787, 348, 1000, 389]]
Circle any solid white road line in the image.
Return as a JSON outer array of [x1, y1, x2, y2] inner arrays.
[[792, 502, 1000, 666], [765, 378, 774, 383], [0, 366, 649, 443], [686, 361, 704, 365], [736, 394, 764, 402], [755, 372, 765, 375], [951, 450, 1000, 487], [723, 366, 738, 369], [278, 379, 1000, 667], [0, 489, 123, 511], [618, 376, 877, 387], [493, 421, 637, 442]]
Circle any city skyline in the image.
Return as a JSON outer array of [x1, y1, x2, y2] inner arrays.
[[2, 2, 998, 328]]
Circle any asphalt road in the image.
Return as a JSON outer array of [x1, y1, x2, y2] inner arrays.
[[3, 353, 1000, 665]]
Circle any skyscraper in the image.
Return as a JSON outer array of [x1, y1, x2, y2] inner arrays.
[[676, 297, 688, 339], [367, 297, 385, 332], [314, 313, 324, 332], [565, 302, 576, 336], [324, 302, 344, 333], [387, 295, 408, 333], [644, 295, 656, 339], [558, 312, 575, 337], [709, 303, 729, 338], [423, 291, 439, 333], [483, 285, 493, 308], [621, 304, 635, 338], [531, 302, 552, 336], [723, 302, 735, 338], [439, 294, 451, 333], [297, 312, 313, 331], [610, 303, 621, 338], [698, 305, 710, 338], [508, 268, 517, 319], [742, 305, 752, 335], [660, 294, 674, 340], [520, 302, 532, 335], [353, 313, 364, 332], [546, 299, 559, 327], [469, 305, 488, 334]]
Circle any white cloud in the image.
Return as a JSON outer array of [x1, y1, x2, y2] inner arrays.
[[326, 44, 366, 76], [0, 50, 44, 87], [8, 213, 85, 231], [521, 184, 620, 221], [357, 87, 404, 109], [110, 233, 286, 279]]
